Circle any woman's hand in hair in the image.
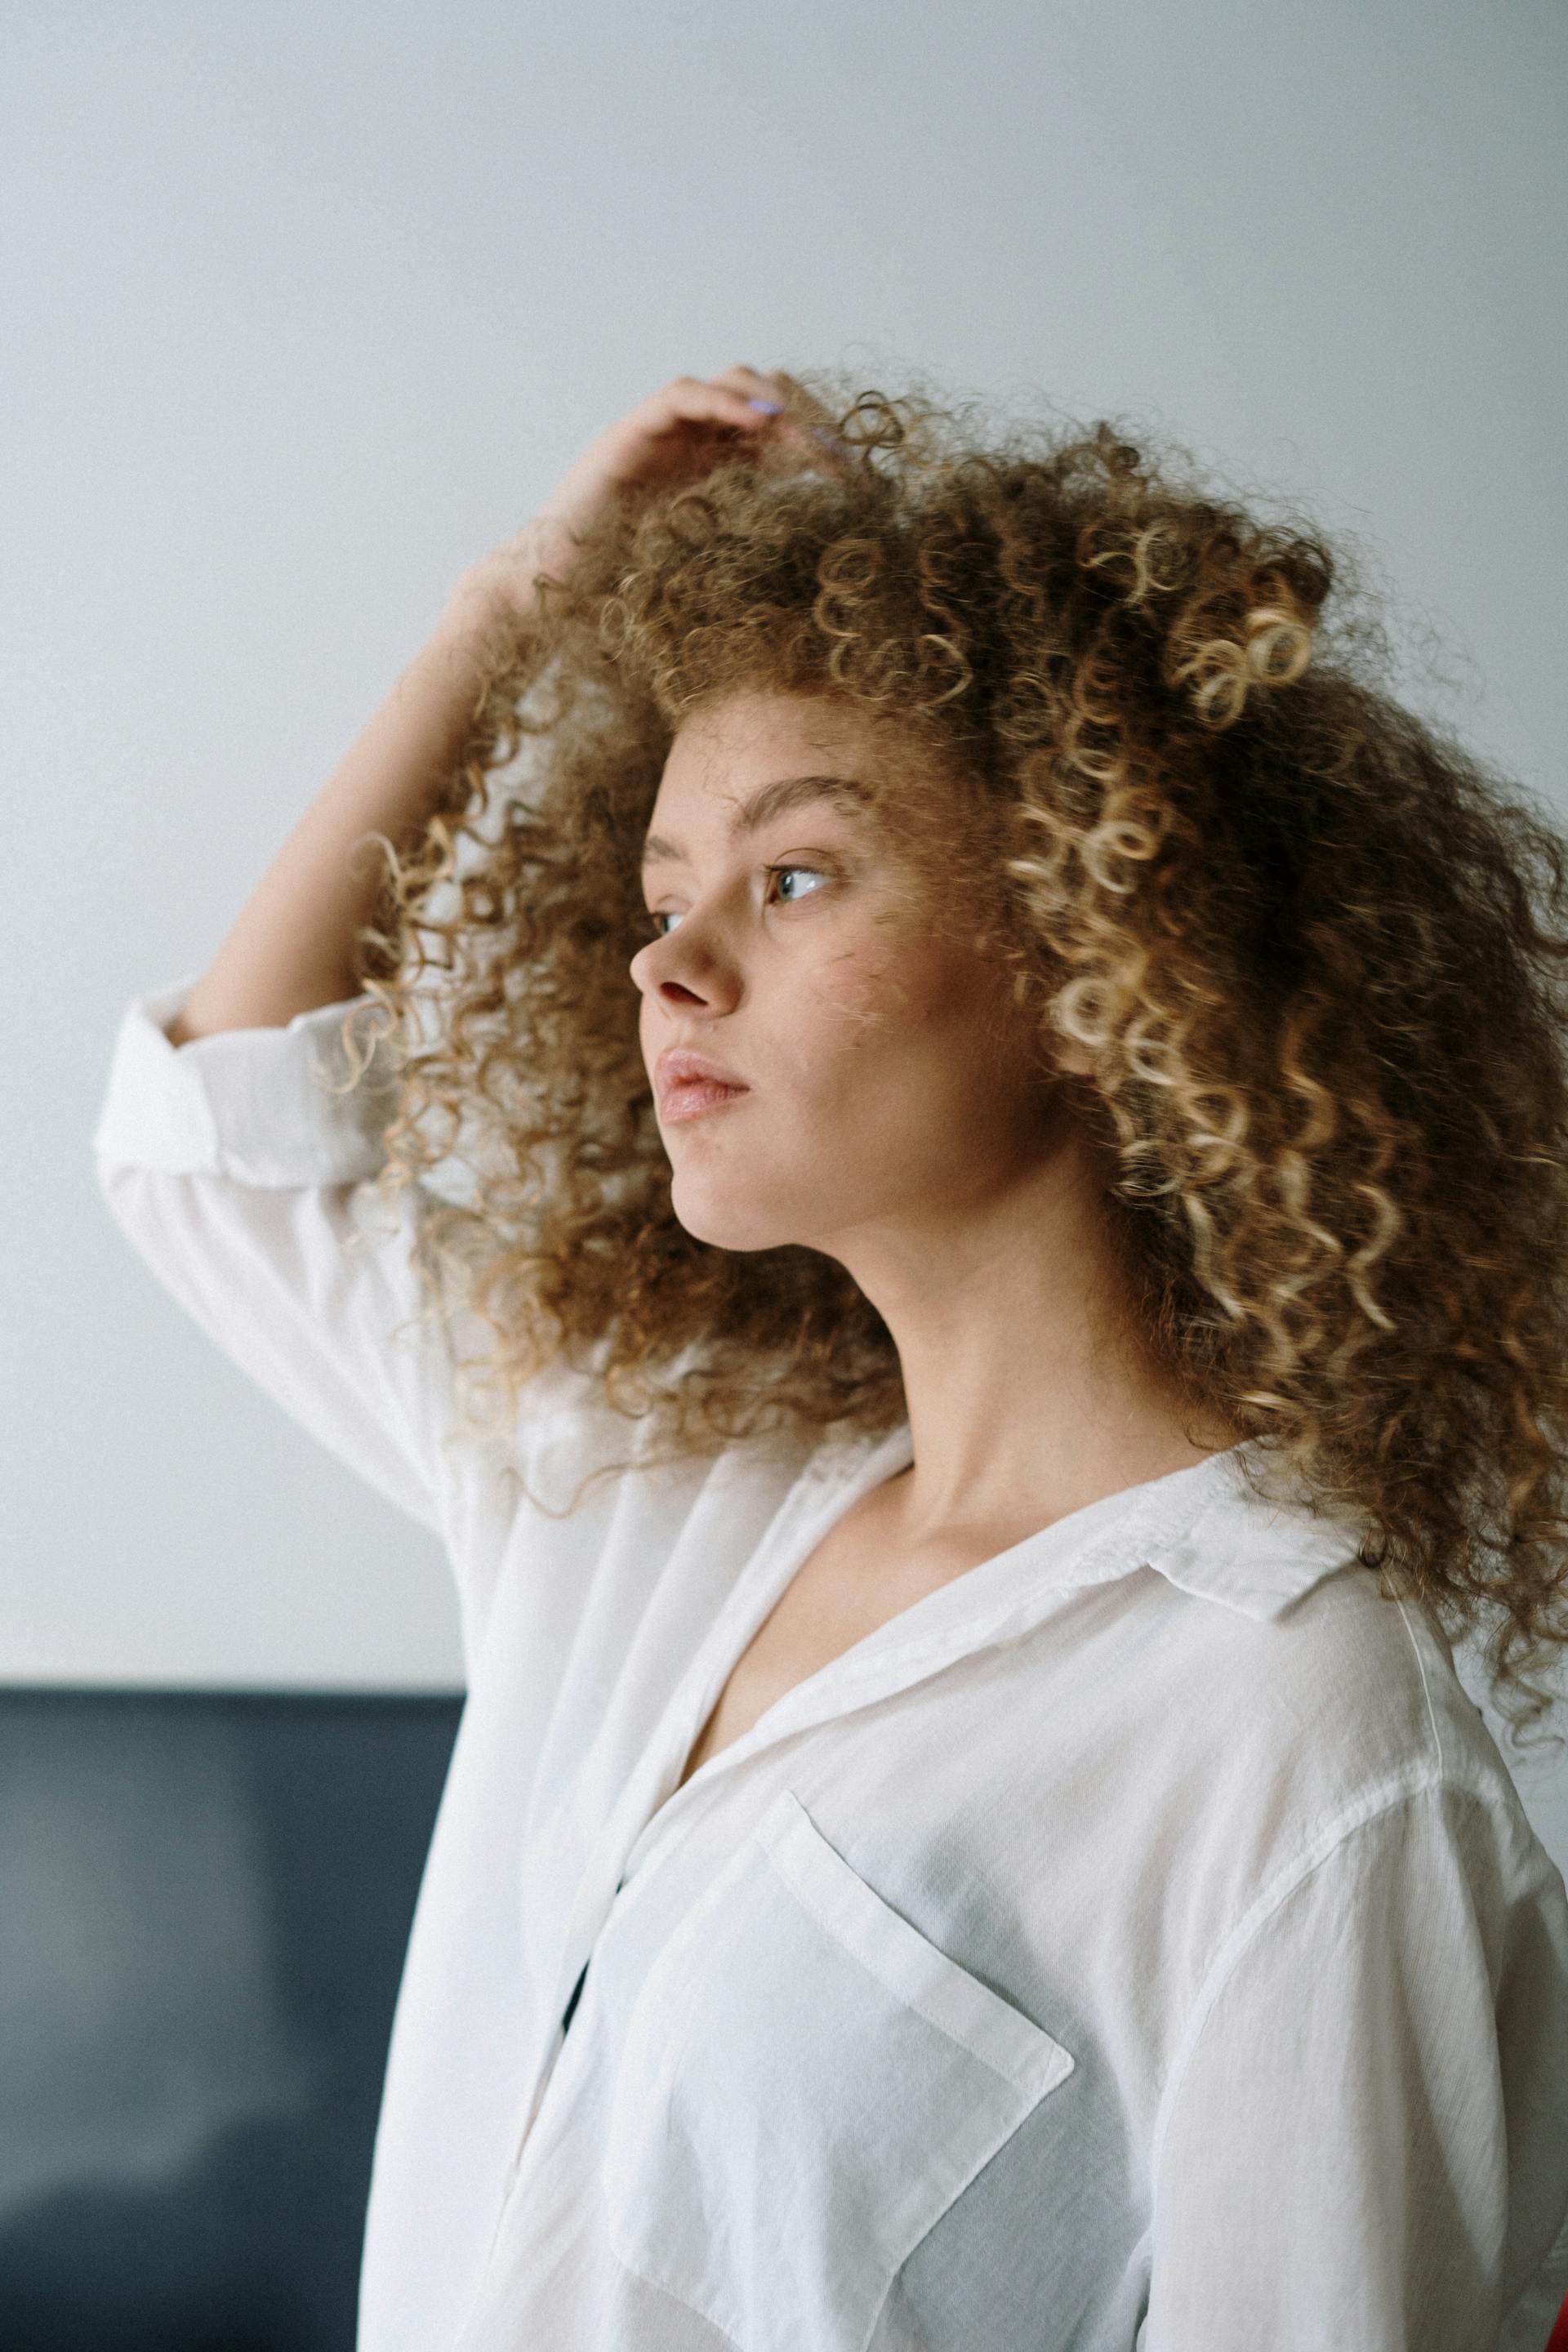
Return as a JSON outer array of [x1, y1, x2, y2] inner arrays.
[[448, 365, 822, 631]]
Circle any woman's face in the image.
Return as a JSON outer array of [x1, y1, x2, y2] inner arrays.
[[630, 691, 1076, 1259]]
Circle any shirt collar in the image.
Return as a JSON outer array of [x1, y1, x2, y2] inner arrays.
[[1143, 1443, 1373, 1620], [827, 1423, 1371, 1628]]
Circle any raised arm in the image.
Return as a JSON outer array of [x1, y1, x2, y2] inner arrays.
[[167, 364, 817, 1045], [166, 575, 535, 1044]]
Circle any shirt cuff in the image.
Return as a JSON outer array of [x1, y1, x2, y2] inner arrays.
[[91, 975, 404, 1187]]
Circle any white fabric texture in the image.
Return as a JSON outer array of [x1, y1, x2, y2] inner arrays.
[[92, 976, 1568, 2352]]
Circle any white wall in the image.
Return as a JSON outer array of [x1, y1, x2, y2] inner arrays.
[[8, 0, 1566, 1852]]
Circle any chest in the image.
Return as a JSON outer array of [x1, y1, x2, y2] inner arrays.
[[674, 1483, 978, 1791]]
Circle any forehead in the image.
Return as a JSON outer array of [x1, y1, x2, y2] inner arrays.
[[658, 692, 886, 795]]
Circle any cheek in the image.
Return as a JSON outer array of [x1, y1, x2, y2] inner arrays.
[[811, 933, 1024, 1128], [797, 935, 914, 1063], [787, 938, 957, 1119]]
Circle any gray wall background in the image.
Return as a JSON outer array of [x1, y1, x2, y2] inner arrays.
[[7, 2, 1566, 1864]]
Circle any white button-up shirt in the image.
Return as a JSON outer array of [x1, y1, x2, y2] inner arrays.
[[93, 978, 1568, 2352]]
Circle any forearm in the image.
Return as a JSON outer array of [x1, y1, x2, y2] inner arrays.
[[167, 588, 511, 1044]]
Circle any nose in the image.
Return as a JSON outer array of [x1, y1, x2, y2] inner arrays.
[[631, 920, 738, 1009]]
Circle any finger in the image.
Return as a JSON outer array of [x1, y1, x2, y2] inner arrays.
[[709, 363, 786, 404], [713, 368, 847, 453], [659, 377, 780, 431], [733, 370, 850, 460], [762, 369, 837, 423]]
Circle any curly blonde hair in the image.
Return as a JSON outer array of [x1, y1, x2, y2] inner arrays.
[[336, 363, 1568, 1758]]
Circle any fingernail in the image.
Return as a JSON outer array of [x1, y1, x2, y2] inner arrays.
[[746, 397, 783, 413]]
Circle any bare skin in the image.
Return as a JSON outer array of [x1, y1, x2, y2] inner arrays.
[[631, 692, 1236, 1785]]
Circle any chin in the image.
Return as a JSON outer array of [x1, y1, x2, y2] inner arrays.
[[667, 1173, 802, 1254]]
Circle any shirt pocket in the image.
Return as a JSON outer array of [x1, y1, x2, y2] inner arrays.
[[599, 1786, 1074, 2352]]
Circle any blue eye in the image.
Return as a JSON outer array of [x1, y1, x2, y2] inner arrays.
[[768, 861, 830, 906], [643, 863, 830, 939]]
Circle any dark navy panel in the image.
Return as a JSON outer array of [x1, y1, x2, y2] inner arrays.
[[0, 1686, 462, 2352]]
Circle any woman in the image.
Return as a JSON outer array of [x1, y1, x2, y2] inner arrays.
[[93, 363, 1568, 2349]]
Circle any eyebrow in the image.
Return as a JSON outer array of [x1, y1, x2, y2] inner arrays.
[[640, 773, 875, 870]]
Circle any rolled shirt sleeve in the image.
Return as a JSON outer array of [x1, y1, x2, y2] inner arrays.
[[1143, 1775, 1568, 2350], [91, 976, 458, 1534]]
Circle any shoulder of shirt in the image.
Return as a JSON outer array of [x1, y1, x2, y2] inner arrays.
[[1131, 1443, 1548, 1846], [1140, 1463, 1567, 2170]]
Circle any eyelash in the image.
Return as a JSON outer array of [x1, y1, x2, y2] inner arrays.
[[643, 862, 831, 941]]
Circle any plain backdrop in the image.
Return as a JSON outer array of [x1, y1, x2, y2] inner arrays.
[[7, 1, 1566, 1873]]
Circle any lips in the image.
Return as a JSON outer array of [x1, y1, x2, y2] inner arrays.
[[656, 1049, 748, 1100], [661, 1077, 750, 1123], [655, 1048, 751, 1122]]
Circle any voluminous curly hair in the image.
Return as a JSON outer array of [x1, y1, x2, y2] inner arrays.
[[336, 362, 1568, 1757]]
